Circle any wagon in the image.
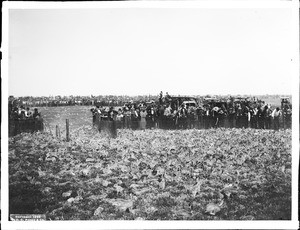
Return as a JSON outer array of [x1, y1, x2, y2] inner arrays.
[[166, 96, 199, 110]]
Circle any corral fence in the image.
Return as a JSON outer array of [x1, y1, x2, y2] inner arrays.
[[92, 112, 291, 134], [9, 118, 44, 137], [94, 113, 117, 138]]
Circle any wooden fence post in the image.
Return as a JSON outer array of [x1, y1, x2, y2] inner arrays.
[[66, 119, 70, 142], [56, 125, 60, 138]]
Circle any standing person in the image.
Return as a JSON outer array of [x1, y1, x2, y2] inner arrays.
[[262, 105, 267, 129], [135, 108, 141, 129], [124, 107, 132, 129], [18, 106, 27, 132], [158, 104, 165, 129], [19, 106, 26, 120], [164, 104, 172, 129], [188, 106, 196, 129], [164, 104, 172, 116], [91, 106, 101, 126], [235, 104, 242, 128], [153, 105, 159, 128], [33, 108, 41, 119], [173, 108, 179, 129], [195, 107, 201, 129], [218, 107, 226, 128], [146, 106, 152, 129], [140, 107, 147, 130], [241, 105, 249, 128], [116, 108, 124, 129], [257, 106, 264, 129], [165, 92, 171, 104], [11, 107, 19, 120], [203, 106, 209, 129], [130, 107, 137, 130], [251, 107, 258, 129], [24, 107, 33, 132], [32, 108, 43, 131], [212, 106, 220, 128], [186, 105, 192, 129], [179, 104, 188, 129], [107, 107, 115, 121], [25, 107, 32, 118], [247, 107, 252, 128], [227, 105, 235, 128], [264, 105, 272, 129], [272, 107, 281, 130]]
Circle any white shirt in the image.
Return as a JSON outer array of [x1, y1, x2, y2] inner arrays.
[[272, 110, 281, 118]]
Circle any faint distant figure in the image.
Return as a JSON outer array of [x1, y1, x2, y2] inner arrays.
[[159, 91, 163, 105], [165, 92, 171, 103], [272, 107, 281, 130]]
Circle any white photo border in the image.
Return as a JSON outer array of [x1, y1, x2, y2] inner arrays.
[[1, 1, 299, 229]]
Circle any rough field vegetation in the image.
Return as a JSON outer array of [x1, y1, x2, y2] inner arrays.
[[9, 127, 291, 220]]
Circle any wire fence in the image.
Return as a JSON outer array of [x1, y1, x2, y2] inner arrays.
[[9, 118, 44, 137], [93, 113, 291, 138], [8, 112, 291, 138]]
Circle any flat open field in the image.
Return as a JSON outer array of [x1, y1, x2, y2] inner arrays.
[[9, 126, 291, 220], [39, 106, 93, 134], [260, 96, 283, 108]]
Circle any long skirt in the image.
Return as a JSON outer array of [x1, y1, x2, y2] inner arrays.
[[140, 118, 146, 130]]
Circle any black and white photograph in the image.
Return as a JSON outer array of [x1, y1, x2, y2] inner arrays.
[[1, 1, 299, 229]]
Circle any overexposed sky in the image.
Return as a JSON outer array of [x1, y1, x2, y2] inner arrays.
[[9, 7, 294, 96]]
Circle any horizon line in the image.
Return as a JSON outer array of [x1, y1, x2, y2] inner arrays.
[[8, 93, 292, 98]]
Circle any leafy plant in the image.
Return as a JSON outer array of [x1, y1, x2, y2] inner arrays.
[[9, 127, 291, 220]]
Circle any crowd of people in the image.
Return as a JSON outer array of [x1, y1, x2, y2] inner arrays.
[[8, 95, 160, 107], [91, 100, 291, 131], [9, 105, 42, 120]]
